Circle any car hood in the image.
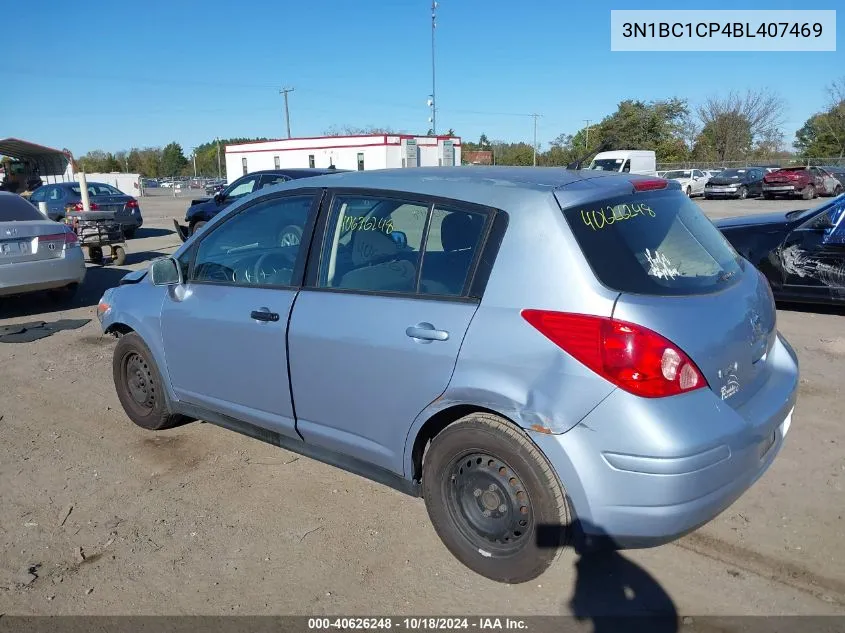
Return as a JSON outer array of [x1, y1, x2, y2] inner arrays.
[[185, 197, 220, 220], [714, 210, 796, 229]]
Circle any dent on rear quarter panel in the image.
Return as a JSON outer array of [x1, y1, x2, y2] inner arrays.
[[409, 190, 619, 447]]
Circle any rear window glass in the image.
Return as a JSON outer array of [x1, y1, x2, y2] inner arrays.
[[0, 195, 44, 221], [70, 184, 122, 196], [561, 190, 742, 296]]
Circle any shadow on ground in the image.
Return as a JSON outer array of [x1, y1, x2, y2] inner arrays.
[[777, 300, 845, 317], [131, 226, 173, 239], [537, 522, 678, 631]]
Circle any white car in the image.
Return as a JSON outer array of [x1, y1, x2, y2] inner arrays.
[[662, 169, 708, 197]]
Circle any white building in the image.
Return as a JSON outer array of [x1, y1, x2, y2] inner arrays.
[[225, 134, 461, 179]]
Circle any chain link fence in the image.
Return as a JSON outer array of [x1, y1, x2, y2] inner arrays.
[[657, 157, 845, 171]]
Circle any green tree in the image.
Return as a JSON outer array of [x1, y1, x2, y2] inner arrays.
[[696, 89, 784, 162], [160, 142, 188, 177], [794, 78, 845, 159]]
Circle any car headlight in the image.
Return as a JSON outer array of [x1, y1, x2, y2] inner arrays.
[[97, 288, 115, 320]]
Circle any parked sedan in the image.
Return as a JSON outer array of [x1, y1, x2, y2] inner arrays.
[[28, 182, 144, 238], [0, 192, 85, 301], [98, 167, 797, 584], [174, 168, 345, 241], [704, 167, 765, 200], [716, 195, 845, 306], [762, 166, 823, 200], [662, 169, 708, 197]]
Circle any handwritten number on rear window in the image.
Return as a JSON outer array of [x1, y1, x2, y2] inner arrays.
[[581, 203, 655, 231]]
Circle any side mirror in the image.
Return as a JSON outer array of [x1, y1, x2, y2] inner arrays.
[[150, 257, 182, 286], [214, 192, 224, 204], [390, 230, 408, 249]]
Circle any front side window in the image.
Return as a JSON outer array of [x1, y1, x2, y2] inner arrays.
[[191, 195, 313, 288], [804, 197, 845, 244]]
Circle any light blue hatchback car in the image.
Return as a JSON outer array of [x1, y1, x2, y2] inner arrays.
[[98, 167, 799, 583]]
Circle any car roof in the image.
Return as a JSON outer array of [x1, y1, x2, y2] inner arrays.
[[260, 166, 659, 210], [251, 168, 350, 178]]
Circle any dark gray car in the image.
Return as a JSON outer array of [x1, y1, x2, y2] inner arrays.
[[28, 182, 144, 238]]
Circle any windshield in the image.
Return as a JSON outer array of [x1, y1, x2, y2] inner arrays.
[[663, 170, 691, 179], [588, 158, 624, 171], [718, 169, 745, 178], [0, 195, 44, 221], [561, 190, 742, 296]]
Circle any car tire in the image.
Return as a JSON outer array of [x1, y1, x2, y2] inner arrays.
[[112, 246, 126, 266], [835, 185, 844, 196], [47, 282, 78, 303], [685, 186, 692, 197], [737, 186, 747, 200], [190, 220, 207, 236], [88, 246, 104, 264], [802, 185, 816, 200], [123, 228, 136, 239], [113, 332, 187, 431], [422, 412, 572, 584]]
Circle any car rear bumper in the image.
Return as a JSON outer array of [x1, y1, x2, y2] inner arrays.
[[0, 248, 86, 297], [531, 334, 799, 549], [763, 184, 800, 194]]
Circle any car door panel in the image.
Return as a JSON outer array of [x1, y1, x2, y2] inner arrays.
[[289, 292, 478, 473], [287, 190, 492, 475], [780, 200, 845, 300], [159, 191, 319, 439]]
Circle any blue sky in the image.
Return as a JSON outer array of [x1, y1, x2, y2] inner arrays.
[[2, 0, 842, 156]]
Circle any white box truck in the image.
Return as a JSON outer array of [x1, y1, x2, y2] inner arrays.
[[587, 150, 657, 176]]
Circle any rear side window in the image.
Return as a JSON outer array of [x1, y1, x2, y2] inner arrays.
[[561, 190, 742, 296], [0, 195, 43, 221]]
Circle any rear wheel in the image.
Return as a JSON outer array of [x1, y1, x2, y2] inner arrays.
[[123, 228, 136, 239], [113, 332, 187, 431], [190, 220, 207, 236], [802, 185, 816, 200], [422, 413, 572, 584]]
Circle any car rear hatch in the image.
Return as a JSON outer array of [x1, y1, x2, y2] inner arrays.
[[0, 220, 74, 265], [555, 184, 777, 411], [765, 169, 805, 185], [92, 195, 133, 222]]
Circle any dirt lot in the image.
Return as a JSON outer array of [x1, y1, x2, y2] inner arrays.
[[1, 190, 844, 618]]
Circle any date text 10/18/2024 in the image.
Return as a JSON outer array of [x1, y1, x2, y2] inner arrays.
[[308, 618, 528, 630]]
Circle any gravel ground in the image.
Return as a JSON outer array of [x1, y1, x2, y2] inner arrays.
[[1, 191, 844, 619]]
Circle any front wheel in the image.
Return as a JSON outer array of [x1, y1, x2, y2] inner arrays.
[[113, 333, 187, 431], [685, 186, 692, 197], [737, 186, 748, 200], [422, 413, 572, 584]]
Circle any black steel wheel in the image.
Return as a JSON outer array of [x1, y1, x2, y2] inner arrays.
[[422, 412, 572, 583], [88, 246, 104, 264], [113, 333, 188, 431]]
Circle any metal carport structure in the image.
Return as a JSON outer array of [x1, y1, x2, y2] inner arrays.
[[0, 137, 73, 181]]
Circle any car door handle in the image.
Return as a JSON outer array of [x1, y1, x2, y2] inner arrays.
[[251, 308, 279, 322], [406, 322, 449, 342]]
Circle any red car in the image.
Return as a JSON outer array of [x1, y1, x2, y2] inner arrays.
[[762, 166, 825, 200]]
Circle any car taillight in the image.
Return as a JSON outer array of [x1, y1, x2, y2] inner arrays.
[[126, 200, 139, 209], [72, 202, 99, 211], [631, 178, 668, 192], [40, 230, 78, 246], [521, 310, 707, 398]]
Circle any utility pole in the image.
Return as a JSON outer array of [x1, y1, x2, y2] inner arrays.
[[191, 148, 197, 178], [280, 87, 295, 138], [429, 1, 438, 135], [531, 113, 542, 166], [216, 138, 222, 179], [584, 119, 592, 150]]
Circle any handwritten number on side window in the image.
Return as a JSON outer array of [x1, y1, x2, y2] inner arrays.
[[342, 215, 394, 234], [580, 203, 655, 231]]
